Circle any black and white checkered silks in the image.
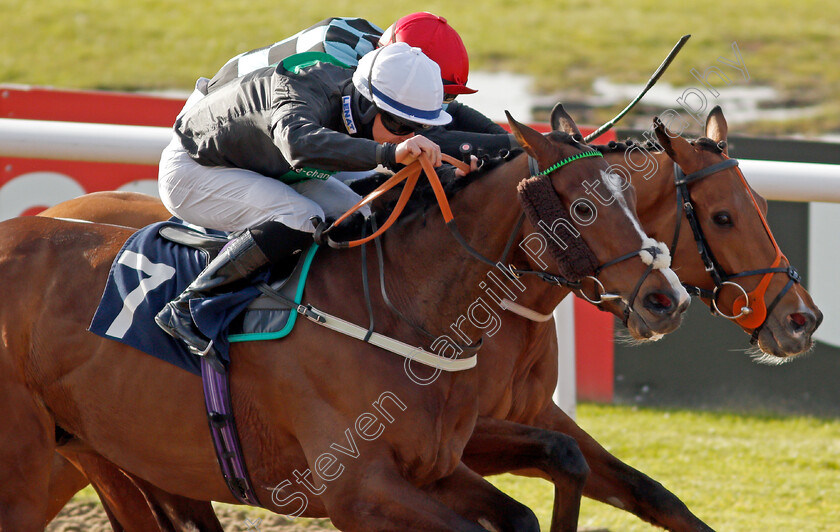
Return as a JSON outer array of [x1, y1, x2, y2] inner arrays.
[[207, 17, 383, 92]]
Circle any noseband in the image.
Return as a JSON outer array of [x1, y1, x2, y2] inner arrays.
[[672, 158, 800, 344], [582, 237, 672, 322], [509, 152, 673, 323]]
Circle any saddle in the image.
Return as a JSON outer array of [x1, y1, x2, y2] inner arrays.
[[158, 224, 227, 257], [158, 222, 316, 340], [89, 220, 318, 375]]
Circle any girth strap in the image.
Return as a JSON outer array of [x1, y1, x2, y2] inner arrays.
[[200, 357, 263, 507]]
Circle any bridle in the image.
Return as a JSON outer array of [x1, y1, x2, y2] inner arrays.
[[576, 235, 671, 324], [671, 156, 800, 344], [324, 148, 673, 331], [474, 150, 673, 324]]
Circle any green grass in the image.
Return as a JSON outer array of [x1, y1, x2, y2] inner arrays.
[[70, 403, 840, 530], [494, 403, 840, 531], [3, 1, 840, 134]]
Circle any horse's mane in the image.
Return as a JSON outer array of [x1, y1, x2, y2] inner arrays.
[[372, 130, 576, 214], [593, 139, 663, 154], [592, 136, 724, 154], [692, 137, 726, 153]]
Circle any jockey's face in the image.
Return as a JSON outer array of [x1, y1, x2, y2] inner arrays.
[[372, 113, 416, 144]]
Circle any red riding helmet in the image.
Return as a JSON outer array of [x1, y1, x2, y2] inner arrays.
[[378, 12, 478, 95]]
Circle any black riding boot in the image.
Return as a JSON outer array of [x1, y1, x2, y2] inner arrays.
[[154, 229, 270, 354], [155, 221, 314, 355]]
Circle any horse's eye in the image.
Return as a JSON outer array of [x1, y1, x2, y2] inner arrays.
[[574, 202, 593, 218], [713, 211, 733, 226]]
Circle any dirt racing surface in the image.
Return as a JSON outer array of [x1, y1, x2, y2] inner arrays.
[[47, 499, 611, 531], [46, 499, 336, 531]]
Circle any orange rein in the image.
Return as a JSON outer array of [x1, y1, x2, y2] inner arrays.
[[327, 153, 469, 248]]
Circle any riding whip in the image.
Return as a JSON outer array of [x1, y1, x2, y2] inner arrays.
[[584, 34, 691, 143]]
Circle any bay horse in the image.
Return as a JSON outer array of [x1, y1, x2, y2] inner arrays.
[[0, 114, 688, 531], [461, 106, 821, 531], [42, 107, 821, 531]]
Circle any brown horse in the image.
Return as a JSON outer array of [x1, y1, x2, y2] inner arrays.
[[0, 114, 688, 531], [461, 106, 821, 531], [39, 190, 172, 228], [42, 107, 820, 531]]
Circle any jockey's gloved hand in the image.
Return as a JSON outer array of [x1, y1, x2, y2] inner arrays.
[[434, 163, 458, 183], [395, 136, 443, 167], [456, 155, 479, 177]]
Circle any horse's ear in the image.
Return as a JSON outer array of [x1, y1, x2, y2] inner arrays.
[[654, 116, 694, 166], [705, 105, 729, 154], [506, 110, 552, 161], [549, 103, 582, 138]]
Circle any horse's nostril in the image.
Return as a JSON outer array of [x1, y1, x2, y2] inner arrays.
[[788, 312, 812, 334], [644, 292, 674, 314]]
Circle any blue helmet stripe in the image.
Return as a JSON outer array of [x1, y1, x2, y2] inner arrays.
[[370, 84, 441, 121]]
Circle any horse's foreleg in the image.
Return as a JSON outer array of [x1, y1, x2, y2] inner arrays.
[[60, 450, 163, 531], [423, 462, 540, 532], [0, 381, 54, 531], [532, 406, 714, 531], [463, 418, 588, 532], [45, 453, 90, 521], [128, 473, 223, 532], [318, 460, 491, 532], [59, 449, 222, 532]]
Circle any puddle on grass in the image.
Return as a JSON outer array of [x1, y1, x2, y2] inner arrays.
[[462, 72, 824, 132]]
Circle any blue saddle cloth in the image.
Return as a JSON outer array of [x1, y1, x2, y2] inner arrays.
[[89, 220, 268, 375]]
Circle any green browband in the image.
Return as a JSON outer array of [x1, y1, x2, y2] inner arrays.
[[536, 150, 603, 176]]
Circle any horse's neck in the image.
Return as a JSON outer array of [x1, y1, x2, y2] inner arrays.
[[383, 155, 534, 335], [503, 247, 574, 317]]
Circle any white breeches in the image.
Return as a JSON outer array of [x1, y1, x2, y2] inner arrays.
[[158, 134, 369, 233]]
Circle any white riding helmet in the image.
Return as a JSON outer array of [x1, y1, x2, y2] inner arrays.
[[353, 42, 452, 127]]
